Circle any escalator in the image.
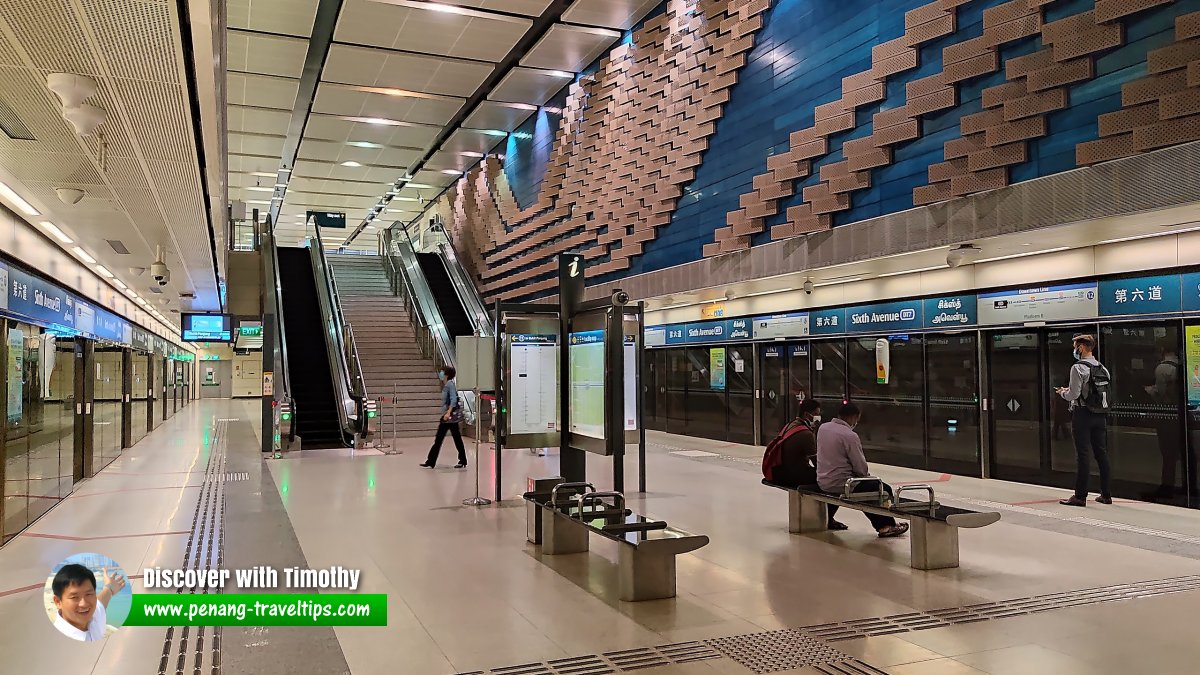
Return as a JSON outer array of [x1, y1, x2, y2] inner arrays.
[[416, 253, 474, 341], [276, 247, 350, 448]]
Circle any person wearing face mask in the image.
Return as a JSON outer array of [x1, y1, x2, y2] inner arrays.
[[765, 399, 849, 529], [815, 402, 908, 538], [420, 366, 467, 469], [1055, 334, 1112, 506]]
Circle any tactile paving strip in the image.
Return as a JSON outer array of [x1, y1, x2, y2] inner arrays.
[[706, 629, 859, 673]]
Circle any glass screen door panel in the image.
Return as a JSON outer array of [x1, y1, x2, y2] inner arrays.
[[760, 345, 788, 444], [726, 344, 755, 445], [664, 348, 689, 435], [926, 333, 980, 472], [988, 331, 1046, 482]]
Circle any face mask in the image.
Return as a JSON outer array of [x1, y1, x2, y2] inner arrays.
[[1073, 348, 1082, 360], [437, 372, 446, 381], [811, 415, 821, 424]]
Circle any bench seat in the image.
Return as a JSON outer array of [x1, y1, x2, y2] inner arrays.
[[763, 480, 1000, 570]]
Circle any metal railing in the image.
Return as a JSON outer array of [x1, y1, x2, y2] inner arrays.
[[416, 215, 492, 339], [307, 231, 367, 442]]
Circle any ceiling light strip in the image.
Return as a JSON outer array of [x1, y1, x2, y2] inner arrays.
[[0, 180, 40, 216]]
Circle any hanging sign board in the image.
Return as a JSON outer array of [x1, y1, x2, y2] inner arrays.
[[1099, 274, 1182, 316]]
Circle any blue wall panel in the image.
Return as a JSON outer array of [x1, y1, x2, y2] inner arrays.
[[497, 0, 1200, 299]]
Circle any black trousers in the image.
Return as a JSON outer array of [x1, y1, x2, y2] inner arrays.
[[426, 421, 466, 465], [1072, 408, 1111, 499], [825, 480, 897, 530]]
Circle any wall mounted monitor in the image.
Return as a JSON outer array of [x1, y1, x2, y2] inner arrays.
[[181, 313, 232, 342]]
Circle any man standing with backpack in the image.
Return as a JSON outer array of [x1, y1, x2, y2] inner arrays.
[[1056, 334, 1113, 507]]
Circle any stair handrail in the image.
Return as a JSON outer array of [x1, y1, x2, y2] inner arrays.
[[380, 223, 476, 421], [380, 229, 442, 368], [305, 230, 366, 443]]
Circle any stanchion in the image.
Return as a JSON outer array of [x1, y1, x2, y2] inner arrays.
[[464, 328, 492, 506]]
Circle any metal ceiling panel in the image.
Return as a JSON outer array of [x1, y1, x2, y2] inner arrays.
[[335, 0, 530, 62], [310, 82, 465, 126], [228, 153, 283, 174], [228, 132, 287, 157], [560, 0, 659, 30], [520, 23, 618, 72], [226, 72, 300, 110], [463, 100, 537, 132], [442, 127, 506, 154], [488, 66, 572, 105], [227, 30, 309, 78], [322, 43, 494, 97], [228, 106, 293, 136], [451, 0, 555, 15], [227, 0, 320, 38]]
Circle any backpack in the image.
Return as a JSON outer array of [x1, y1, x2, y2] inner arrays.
[[762, 420, 813, 482], [1079, 362, 1112, 414]]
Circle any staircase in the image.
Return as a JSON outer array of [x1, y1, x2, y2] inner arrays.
[[327, 254, 444, 438]]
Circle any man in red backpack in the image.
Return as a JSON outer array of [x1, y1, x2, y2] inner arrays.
[[763, 399, 847, 530]]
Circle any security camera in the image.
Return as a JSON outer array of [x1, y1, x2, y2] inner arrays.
[[802, 279, 814, 295], [55, 187, 85, 205], [151, 246, 170, 286], [946, 244, 982, 268], [611, 289, 630, 306]]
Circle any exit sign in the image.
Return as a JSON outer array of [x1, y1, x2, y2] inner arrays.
[[239, 325, 262, 337]]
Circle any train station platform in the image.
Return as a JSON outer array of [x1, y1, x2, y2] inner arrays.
[[3, 401, 1199, 674]]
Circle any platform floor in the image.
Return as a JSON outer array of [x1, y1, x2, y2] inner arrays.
[[1, 399, 1199, 674]]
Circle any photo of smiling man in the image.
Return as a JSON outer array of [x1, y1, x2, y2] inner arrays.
[[44, 553, 131, 642]]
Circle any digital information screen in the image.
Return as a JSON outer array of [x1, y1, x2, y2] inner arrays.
[[181, 314, 232, 342], [509, 334, 559, 434], [568, 330, 605, 439]]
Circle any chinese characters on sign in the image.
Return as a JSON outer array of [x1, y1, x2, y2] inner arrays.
[[1098, 275, 1181, 317]]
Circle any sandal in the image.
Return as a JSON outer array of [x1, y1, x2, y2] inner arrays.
[[877, 523, 909, 538]]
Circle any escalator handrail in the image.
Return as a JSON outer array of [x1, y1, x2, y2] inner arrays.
[[422, 216, 492, 338], [263, 221, 295, 439], [305, 233, 363, 441]]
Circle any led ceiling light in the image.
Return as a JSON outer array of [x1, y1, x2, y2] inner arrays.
[[245, 186, 275, 192], [39, 221, 72, 244], [0, 181, 39, 216], [542, 70, 574, 78], [72, 247, 97, 264], [440, 169, 463, 175], [94, 265, 113, 278], [340, 161, 363, 167], [346, 141, 383, 149]]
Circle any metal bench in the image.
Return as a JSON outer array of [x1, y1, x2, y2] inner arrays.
[[762, 478, 1000, 570], [523, 480, 709, 601]]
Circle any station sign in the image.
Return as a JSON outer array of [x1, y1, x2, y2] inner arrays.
[[1099, 274, 1182, 316], [662, 319, 753, 345], [643, 326, 666, 346], [1179, 272, 1200, 312], [844, 299, 923, 334], [978, 282, 1097, 325], [922, 294, 977, 328], [753, 312, 810, 340], [810, 308, 847, 335]]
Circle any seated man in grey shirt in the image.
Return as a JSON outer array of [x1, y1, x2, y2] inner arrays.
[[815, 402, 909, 538]]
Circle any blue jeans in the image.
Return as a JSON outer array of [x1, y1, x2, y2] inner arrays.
[[1072, 408, 1110, 499]]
